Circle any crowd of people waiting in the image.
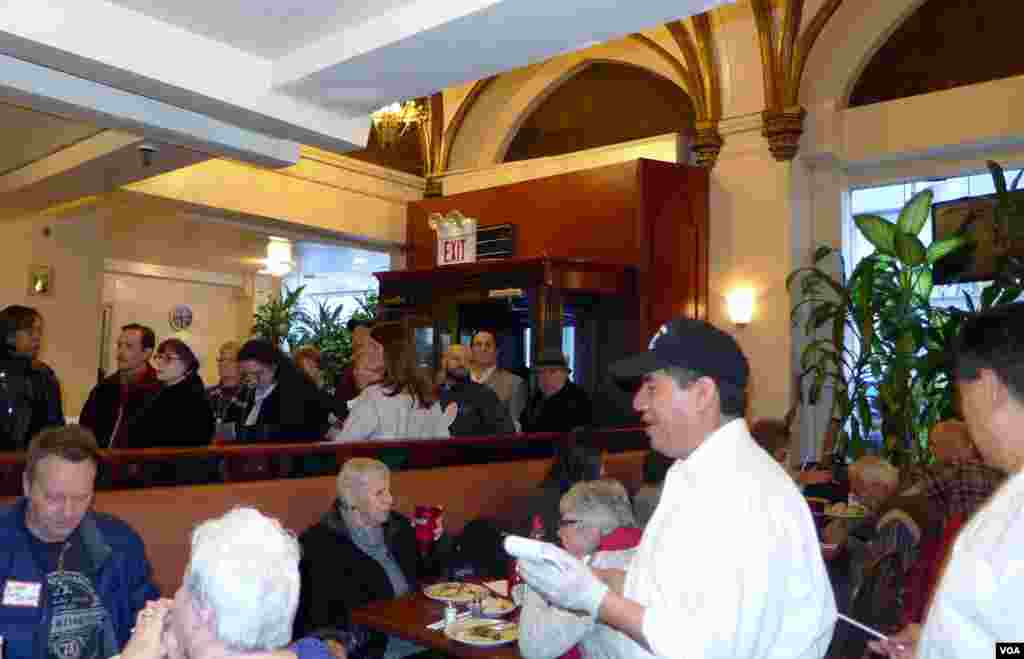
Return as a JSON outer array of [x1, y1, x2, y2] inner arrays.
[[4, 302, 1024, 659], [0, 306, 595, 454]]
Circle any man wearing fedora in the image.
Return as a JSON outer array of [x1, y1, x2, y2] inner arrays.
[[521, 351, 593, 433]]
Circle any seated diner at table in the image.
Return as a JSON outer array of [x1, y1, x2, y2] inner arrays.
[[519, 478, 642, 659], [112, 506, 345, 659], [293, 458, 451, 658]]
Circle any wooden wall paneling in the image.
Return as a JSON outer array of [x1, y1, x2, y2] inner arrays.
[[408, 161, 643, 269], [640, 159, 709, 334]]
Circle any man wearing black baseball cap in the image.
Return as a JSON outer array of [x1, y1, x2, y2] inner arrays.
[[511, 317, 836, 659]]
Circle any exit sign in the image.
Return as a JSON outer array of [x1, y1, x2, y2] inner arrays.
[[437, 231, 476, 266]]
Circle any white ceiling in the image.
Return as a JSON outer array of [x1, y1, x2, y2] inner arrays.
[[0, 0, 734, 166], [0, 101, 101, 176], [108, 0, 421, 58]]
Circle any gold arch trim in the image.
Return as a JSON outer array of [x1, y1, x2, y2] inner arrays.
[[437, 77, 495, 175]]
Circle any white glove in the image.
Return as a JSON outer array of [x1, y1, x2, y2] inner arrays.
[[517, 544, 609, 618]]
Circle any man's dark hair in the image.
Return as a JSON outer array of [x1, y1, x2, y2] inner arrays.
[[25, 425, 100, 484], [347, 317, 373, 333], [237, 338, 286, 368], [954, 302, 1024, 403], [664, 366, 747, 419], [471, 328, 499, 344], [542, 439, 603, 494], [121, 323, 156, 351]]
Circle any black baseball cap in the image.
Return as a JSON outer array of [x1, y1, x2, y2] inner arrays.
[[609, 317, 749, 393]]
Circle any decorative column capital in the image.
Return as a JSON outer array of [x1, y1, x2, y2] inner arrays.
[[761, 106, 807, 162], [691, 120, 724, 168]]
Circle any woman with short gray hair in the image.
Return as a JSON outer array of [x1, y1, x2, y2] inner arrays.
[[519, 479, 642, 659], [295, 458, 451, 658]]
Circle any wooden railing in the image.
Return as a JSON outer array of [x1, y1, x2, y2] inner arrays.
[[0, 427, 648, 495]]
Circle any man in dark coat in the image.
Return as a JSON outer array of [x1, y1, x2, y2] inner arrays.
[[438, 344, 515, 436], [79, 324, 161, 448], [520, 351, 592, 433]]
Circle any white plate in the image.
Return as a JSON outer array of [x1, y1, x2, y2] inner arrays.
[[423, 582, 488, 603], [444, 618, 519, 647]]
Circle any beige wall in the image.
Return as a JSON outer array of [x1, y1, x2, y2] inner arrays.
[[101, 273, 250, 387], [0, 208, 106, 416]]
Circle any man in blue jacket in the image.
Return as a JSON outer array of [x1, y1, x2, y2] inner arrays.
[[0, 425, 158, 659]]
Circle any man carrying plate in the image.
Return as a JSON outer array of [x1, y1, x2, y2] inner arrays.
[[509, 317, 837, 658]]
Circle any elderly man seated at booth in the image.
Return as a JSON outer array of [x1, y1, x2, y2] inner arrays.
[[519, 479, 642, 659]]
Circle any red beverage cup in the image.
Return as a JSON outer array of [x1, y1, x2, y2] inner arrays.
[[414, 505, 443, 554]]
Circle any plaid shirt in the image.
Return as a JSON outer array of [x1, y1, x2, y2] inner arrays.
[[917, 460, 1007, 519]]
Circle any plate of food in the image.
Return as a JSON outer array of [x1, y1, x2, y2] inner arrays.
[[824, 502, 868, 519], [423, 582, 489, 603], [479, 596, 517, 617], [444, 618, 519, 647]]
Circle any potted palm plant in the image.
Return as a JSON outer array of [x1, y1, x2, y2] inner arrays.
[[788, 190, 968, 466]]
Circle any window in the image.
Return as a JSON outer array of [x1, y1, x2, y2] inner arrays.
[[848, 169, 1020, 309], [283, 243, 390, 319]]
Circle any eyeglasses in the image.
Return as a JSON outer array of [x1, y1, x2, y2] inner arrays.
[[152, 354, 181, 364], [558, 518, 583, 528]]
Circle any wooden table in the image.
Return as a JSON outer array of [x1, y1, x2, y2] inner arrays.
[[349, 590, 521, 658]]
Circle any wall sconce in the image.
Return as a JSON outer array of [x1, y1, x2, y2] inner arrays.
[[726, 287, 756, 326], [259, 236, 294, 277]]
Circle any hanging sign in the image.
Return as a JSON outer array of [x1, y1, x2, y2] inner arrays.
[[429, 210, 477, 266]]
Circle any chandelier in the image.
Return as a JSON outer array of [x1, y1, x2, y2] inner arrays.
[[371, 100, 424, 148]]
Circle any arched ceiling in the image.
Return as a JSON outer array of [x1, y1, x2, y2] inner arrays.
[[504, 62, 695, 162], [850, 0, 1024, 107]]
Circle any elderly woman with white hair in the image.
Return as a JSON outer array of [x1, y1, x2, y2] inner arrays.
[[518, 479, 643, 659], [294, 458, 450, 659], [116, 507, 339, 659]]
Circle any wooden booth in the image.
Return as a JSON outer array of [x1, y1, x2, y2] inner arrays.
[[379, 158, 709, 426]]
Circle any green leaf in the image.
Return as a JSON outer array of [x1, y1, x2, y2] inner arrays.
[[926, 236, 968, 264], [982, 284, 1001, 310], [997, 286, 1023, 305], [912, 268, 933, 300], [897, 189, 935, 236], [894, 232, 927, 266], [813, 245, 835, 264], [988, 161, 1008, 198], [854, 214, 897, 255]]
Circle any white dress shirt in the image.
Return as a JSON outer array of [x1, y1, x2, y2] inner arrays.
[[919, 469, 1024, 658], [624, 419, 836, 659]]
